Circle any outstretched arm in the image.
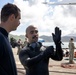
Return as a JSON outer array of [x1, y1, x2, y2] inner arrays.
[[51, 27, 63, 60]]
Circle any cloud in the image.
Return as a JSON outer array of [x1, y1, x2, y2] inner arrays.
[[59, 0, 76, 3], [1, 0, 76, 36], [10, 0, 76, 36], [63, 6, 76, 17]]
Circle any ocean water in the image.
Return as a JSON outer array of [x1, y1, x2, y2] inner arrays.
[[42, 42, 76, 48]]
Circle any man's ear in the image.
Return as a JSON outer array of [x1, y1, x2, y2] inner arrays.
[[10, 14, 15, 21]]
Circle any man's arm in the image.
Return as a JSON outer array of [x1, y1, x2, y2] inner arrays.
[[19, 46, 54, 68], [50, 27, 63, 60]]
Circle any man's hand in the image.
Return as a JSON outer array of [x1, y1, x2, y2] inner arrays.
[[52, 27, 61, 45]]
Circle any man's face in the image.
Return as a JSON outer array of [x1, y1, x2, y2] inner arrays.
[[26, 26, 39, 43]]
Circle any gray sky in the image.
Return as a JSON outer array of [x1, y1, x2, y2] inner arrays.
[[0, 0, 76, 36]]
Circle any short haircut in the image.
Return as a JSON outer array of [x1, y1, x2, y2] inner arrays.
[[26, 25, 37, 34], [70, 38, 73, 41], [1, 3, 20, 22]]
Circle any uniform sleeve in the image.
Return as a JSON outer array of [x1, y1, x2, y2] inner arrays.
[[50, 43, 63, 61], [72, 43, 75, 49]]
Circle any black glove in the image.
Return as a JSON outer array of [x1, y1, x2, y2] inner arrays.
[[52, 27, 61, 45], [43, 46, 54, 57]]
